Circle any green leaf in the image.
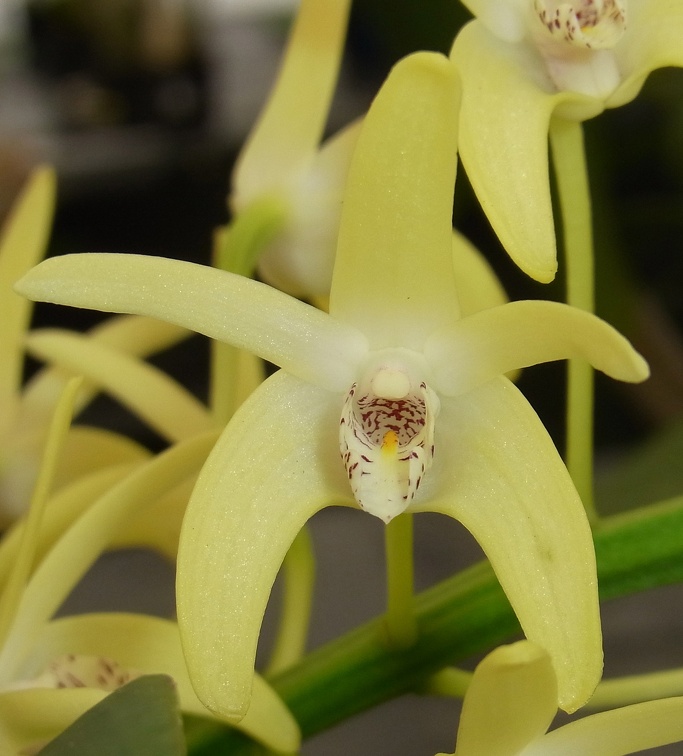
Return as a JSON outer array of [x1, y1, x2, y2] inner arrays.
[[39, 675, 186, 756]]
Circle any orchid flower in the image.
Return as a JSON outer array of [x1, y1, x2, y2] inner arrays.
[[227, 0, 358, 297], [16, 51, 649, 716], [0, 165, 206, 540], [440, 640, 683, 756], [0, 381, 298, 754], [450, 0, 683, 282], [229, 0, 504, 308]]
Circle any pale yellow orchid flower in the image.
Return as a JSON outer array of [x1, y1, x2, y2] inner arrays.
[[450, 0, 683, 281], [0, 165, 203, 539], [228, 0, 359, 297], [0, 383, 298, 754], [440, 639, 683, 756], [16, 52, 649, 716]]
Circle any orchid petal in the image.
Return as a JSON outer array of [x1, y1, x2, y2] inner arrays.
[[232, 0, 351, 204], [52, 427, 148, 491], [16, 254, 368, 393], [109, 478, 192, 559], [25, 328, 215, 443], [454, 641, 557, 756], [609, 0, 683, 109], [450, 23, 598, 282], [426, 300, 649, 397], [29, 614, 300, 753], [177, 370, 352, 720], [0, 166, 55, 428], [412, 378, 602, 712], [525, 696, 683, 756], [0, 431, 218, 684], [0, 426, 146, 526], [16, 316, 190, 441], [451, 230, 508, 317], [330, 52, 461, 350], [0, 687, 105, 752]]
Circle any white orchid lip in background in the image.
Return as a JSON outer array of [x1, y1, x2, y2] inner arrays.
[[451, 0, 683, 281], [16, 50, 648, 718], [439, 640, 683, 756]]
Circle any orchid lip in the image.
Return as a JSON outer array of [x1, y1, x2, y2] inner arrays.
[[338, 349, 440, 523]]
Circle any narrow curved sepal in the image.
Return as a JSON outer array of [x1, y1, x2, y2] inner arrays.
[[0, 687, 105, 753], [413, 378, 602, 712], [232, 0, 352, 204], [16, 254, 367, 393], [426, 300, 649, 398], [177, 370, 352, 720], [0, 166, 56, 426], [450, 22, 597, 282], [453, 641, 557, 756], [25, 329, 215, 443], [525, 695, 683, 755], [330, 52, 461, 350]]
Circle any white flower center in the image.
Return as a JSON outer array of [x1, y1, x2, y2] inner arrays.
[[534, 0, 627, 50], [528, 0, 627, 99], [339, 362, 439, 523]]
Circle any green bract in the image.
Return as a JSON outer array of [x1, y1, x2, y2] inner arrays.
[[451, 0, 683, 281], [16, 52, 648, 717]]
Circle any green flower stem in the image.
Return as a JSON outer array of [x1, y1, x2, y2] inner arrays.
[[189, 495, 683, 754], [418, 666, 472, 698], [588, 667, 683, 710], [264, 526, 316, 676], [0, 377, 81, 646], [210, 197, 288, 425], [549, 118, 597, 523], [383, 513, 418, 649]]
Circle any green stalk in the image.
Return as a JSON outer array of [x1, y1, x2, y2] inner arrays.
[[549, 118, 597, 522], [209, 197, 288, 425], [264, 526, 316, 676], [189, 496, 683, 753], [383, 513, 418, 648]]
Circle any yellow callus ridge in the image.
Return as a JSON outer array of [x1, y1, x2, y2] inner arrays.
[[382, 430, 399, 455]]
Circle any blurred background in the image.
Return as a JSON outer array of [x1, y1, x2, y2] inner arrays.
[[4, 0, 683, 752]]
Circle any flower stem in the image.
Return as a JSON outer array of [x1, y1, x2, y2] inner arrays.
[[210, 197, 287, 425], [383, 513, 418, 649], [549, 118, 597, 523], [189, 495, 683, 753], [265, 526, 316, 676]]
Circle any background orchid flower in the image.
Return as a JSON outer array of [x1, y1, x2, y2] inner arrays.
[[450, 0, 683, 281], [440, 639, 683, 756], [227, 0, 359, 297], [16, 51, 649, 716], [0, 380, 299, 754], [0, 164, 206, 542]]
